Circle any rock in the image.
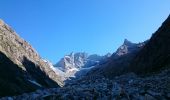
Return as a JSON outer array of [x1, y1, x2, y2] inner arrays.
[[145, 94, 156, 100], [147, 90, 161, 97], [42, 94, 62, 100], [0, 97, 14, 100], [112, 82, 121, 96], [166, 93, 170, 98]]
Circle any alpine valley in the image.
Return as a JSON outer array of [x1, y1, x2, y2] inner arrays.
[[0, 15, 170, 100]]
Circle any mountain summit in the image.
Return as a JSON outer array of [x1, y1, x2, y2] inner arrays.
[[123, 39, 134, 46], [115, 39, 137, 56], [54, 52, 110, 78]]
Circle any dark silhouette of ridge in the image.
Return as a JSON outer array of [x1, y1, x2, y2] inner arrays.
[[130, 15, 170, 74]]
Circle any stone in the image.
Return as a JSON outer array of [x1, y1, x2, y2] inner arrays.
[[166, 93, 170, 98], [145, 94, 156, 100]]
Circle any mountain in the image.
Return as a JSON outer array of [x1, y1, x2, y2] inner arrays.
[[114, 39, 145, 57], [130, 15, 170, 74], [87, 39, 146, 78], [0, 19, 63, 97], [1, 15, 170, 100], [88, 15, 170, 78], [54, 52, 111, 78]]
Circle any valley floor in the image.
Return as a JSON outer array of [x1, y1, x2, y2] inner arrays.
[[1, 69, 170, 100]]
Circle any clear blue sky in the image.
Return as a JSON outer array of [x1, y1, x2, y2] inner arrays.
[[0, 0, 170, 64]]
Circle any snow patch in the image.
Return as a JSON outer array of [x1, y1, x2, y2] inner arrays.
[[28, 80, 42, 87]]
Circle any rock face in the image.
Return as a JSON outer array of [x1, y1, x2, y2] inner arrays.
[[87, 39, 146, 78], [130, 15, 170, 74], [0, 19, 63, 97], [55, 52, 110, 78], [55, 52, 88, 72]]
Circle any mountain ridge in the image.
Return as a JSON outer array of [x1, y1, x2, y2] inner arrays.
[[86, 39, 146, 78], [0, 19, 63, 97], [130, 15, 170, 74]]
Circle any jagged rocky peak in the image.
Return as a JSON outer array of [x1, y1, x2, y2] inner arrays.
[[115, 39, 136, 56], [55, 52, 109, 71], [54, 52, 110, 78], [123, 39, 134, 46], [55, 52, 88, 72]]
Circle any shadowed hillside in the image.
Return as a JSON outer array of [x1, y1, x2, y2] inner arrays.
[[0, 51, 36, 97], [130, 15, 170, 74]]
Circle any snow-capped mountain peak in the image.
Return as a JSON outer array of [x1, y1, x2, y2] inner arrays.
[[54, 52, 110, 78]]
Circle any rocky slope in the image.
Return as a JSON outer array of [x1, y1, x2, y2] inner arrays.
[[1, 68, 169, 100], [0, 19, 63, 97], [130, 15, 170, 74]]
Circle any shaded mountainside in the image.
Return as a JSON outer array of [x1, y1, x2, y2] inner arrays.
[[88, 15, 170, 78], [0, 20, 63, 97], [0, 51, 39, 96], [130, 15, 170, 74]]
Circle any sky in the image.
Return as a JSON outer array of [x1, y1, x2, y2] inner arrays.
[[0, 0, 170, 64]]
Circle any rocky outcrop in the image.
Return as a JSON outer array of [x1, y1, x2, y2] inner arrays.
[[0, 19, 63, 97]]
